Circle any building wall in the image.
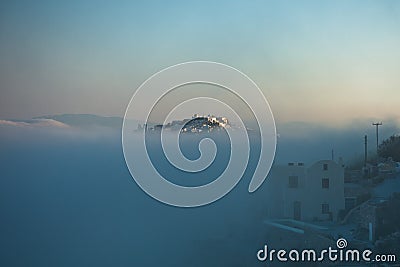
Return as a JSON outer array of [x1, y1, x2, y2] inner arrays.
[[306, 160, 345, 221], [266, 160, 345, 222], [281, 164, 307, 220]]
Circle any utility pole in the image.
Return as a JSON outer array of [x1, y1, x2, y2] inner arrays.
[[372, 122, 382, 157], [364, 135, 368, 167]]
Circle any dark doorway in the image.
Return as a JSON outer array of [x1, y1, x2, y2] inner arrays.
[[293, 201, 301, 220]]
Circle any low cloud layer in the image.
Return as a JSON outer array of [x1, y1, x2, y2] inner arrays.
[[1, 114, 399, 166], [0, 119, 69, 128]]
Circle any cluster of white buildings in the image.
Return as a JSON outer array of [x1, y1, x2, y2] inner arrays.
[[180, 115, 229, 133], [201, 114, 229, 128]]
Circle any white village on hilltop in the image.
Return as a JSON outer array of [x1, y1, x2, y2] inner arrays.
[[137, 114, 230, 133]]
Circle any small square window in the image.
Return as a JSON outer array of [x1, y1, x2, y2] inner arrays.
[[322, 203, 330, 214], [322, 178, 329, 189], [288, 176, 298, 188], [323, 163, 328, 171]]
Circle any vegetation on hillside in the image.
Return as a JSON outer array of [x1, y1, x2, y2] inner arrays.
[[378, 135, 400, 162]]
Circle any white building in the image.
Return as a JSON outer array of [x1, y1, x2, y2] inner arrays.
[[267, 160, 345, 222]]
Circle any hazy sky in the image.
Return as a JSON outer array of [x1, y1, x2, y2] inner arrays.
[[0, 0, 399, 126]]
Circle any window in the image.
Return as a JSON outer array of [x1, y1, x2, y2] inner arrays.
[[322, 203, 330, 214], [323, 163, 328, 171], [322, 178, 329, 189], [288, 176, 298, 188]]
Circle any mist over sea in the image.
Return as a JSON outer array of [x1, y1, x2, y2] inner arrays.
[[0, 118, 399, 266], [0, 126, 273, 266]]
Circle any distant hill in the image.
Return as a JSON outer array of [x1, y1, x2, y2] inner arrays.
[[35, 114, 123, 129]]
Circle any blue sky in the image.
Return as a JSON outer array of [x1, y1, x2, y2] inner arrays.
[[0, 0, 399, 126]]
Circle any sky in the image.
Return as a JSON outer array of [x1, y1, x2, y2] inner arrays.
[[0, 0, 399, 126]]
